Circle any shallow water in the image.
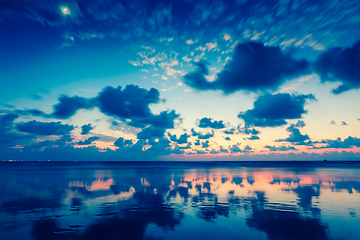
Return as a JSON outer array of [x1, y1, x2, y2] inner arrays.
[[0, 161, 359, 240]]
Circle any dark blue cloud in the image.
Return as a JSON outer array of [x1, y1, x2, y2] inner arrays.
[[195, 149, 208, 155], [15, 120, 74, 135], [183, 62, 212, 91], [295, 120, 306, 128], [276, 121, 310, 145], [201, 140, 210, 148], [238, 93, 315, 127], [0, 113, 35, 147], [225, 137, 231, 141], [244, 145, 253, 152], [168, 133, 190, 144], [48, 85, 180, 130], [265, 145, 297, 152], [191, 128, 214, 139], [81, 123, 93, 135], [197, 117, 225, 129], [137, 126, 165, 140], [219, 146, 229, 153], [0, 104, 15, 108], [238, 126, 260, 135], [52, 95, 92, 119], [209, 149, 219, 154], [315, 136, 360, 149], [114, 137, 134, 148], [184, 42, 309, 93], [0, 113, 18, 132], [54, 135, 73, 145], [1, 136, 184, 161], [77, 136, 100, 145], [24, 135, 73, 150], [130, 110, 180, 129], [314, 41, 360, 94], [223, 128, 236, 135], [145, 138, 175, 154], [11, 109, 47, 117], [96, 85, 160, 119], [247, 135, 260, 140], [194, 139, 200, 146], [229, 143, 251, 153], [341, 121, 347, 126]]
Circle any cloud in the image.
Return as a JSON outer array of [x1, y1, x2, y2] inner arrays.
[[95, 85, 180, 129], [168, 133, 190, 144], [238, 93, 315, 127], [0, 113, 19, 132], [48, 84, 180, 130], [219, 146, 229, 153], [209, 148, 219, 154], [16, 120, 74, 135], [341, 121, 348, 126], [223, 128, 236, 134], [178, 142, 192, 150], [137, 126, 166, 139], [183, 61, 213, 90], [15, 109, 47, 117], [223, 34, 231, 41], [295, 120, 306, 128], [129, 110, 180, 129], [191, 128, 214, 139], [265, 145, 297, 151], [314, 41, 360, 94], [197, 117, 225, 129], [244, 145, 253, 152], [195, 42, 218, 52], [201, 140, 210, 148], [239, 127, 260, 135], [183, 42, 309, 93], [114, 137, 134, 148], [81, 124, 93, 135], [96, 85, 160, 119], [275, 121, 310, 145], [52, 95, 93, 119], [228, 143, 252, 153], [146, 137, 175, 154], [0, 113, 35, 147], [24, 135, 73, 150], [330, 121, 336, 125], [192, 1, 227, 24], [77, 136, 100, 145], [315, 136, 360, 149], [247, 135, 260, 140], [195, 149, 208, 154], [225, 137, 231, 141]]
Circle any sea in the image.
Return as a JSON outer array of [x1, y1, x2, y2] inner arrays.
[[0, 161, 359, 240]]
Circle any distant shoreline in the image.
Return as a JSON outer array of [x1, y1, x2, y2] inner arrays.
[[1, 160, 359, 169]]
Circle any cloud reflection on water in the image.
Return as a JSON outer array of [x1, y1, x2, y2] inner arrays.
[[0, 163, 359, 240]]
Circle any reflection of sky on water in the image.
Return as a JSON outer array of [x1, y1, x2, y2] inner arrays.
[[0, 163, 359, 240]]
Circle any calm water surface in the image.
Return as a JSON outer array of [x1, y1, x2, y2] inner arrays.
[[0, 161, 359, 240]]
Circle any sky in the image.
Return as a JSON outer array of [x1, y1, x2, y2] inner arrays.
[[1, 0, 360, 161]]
